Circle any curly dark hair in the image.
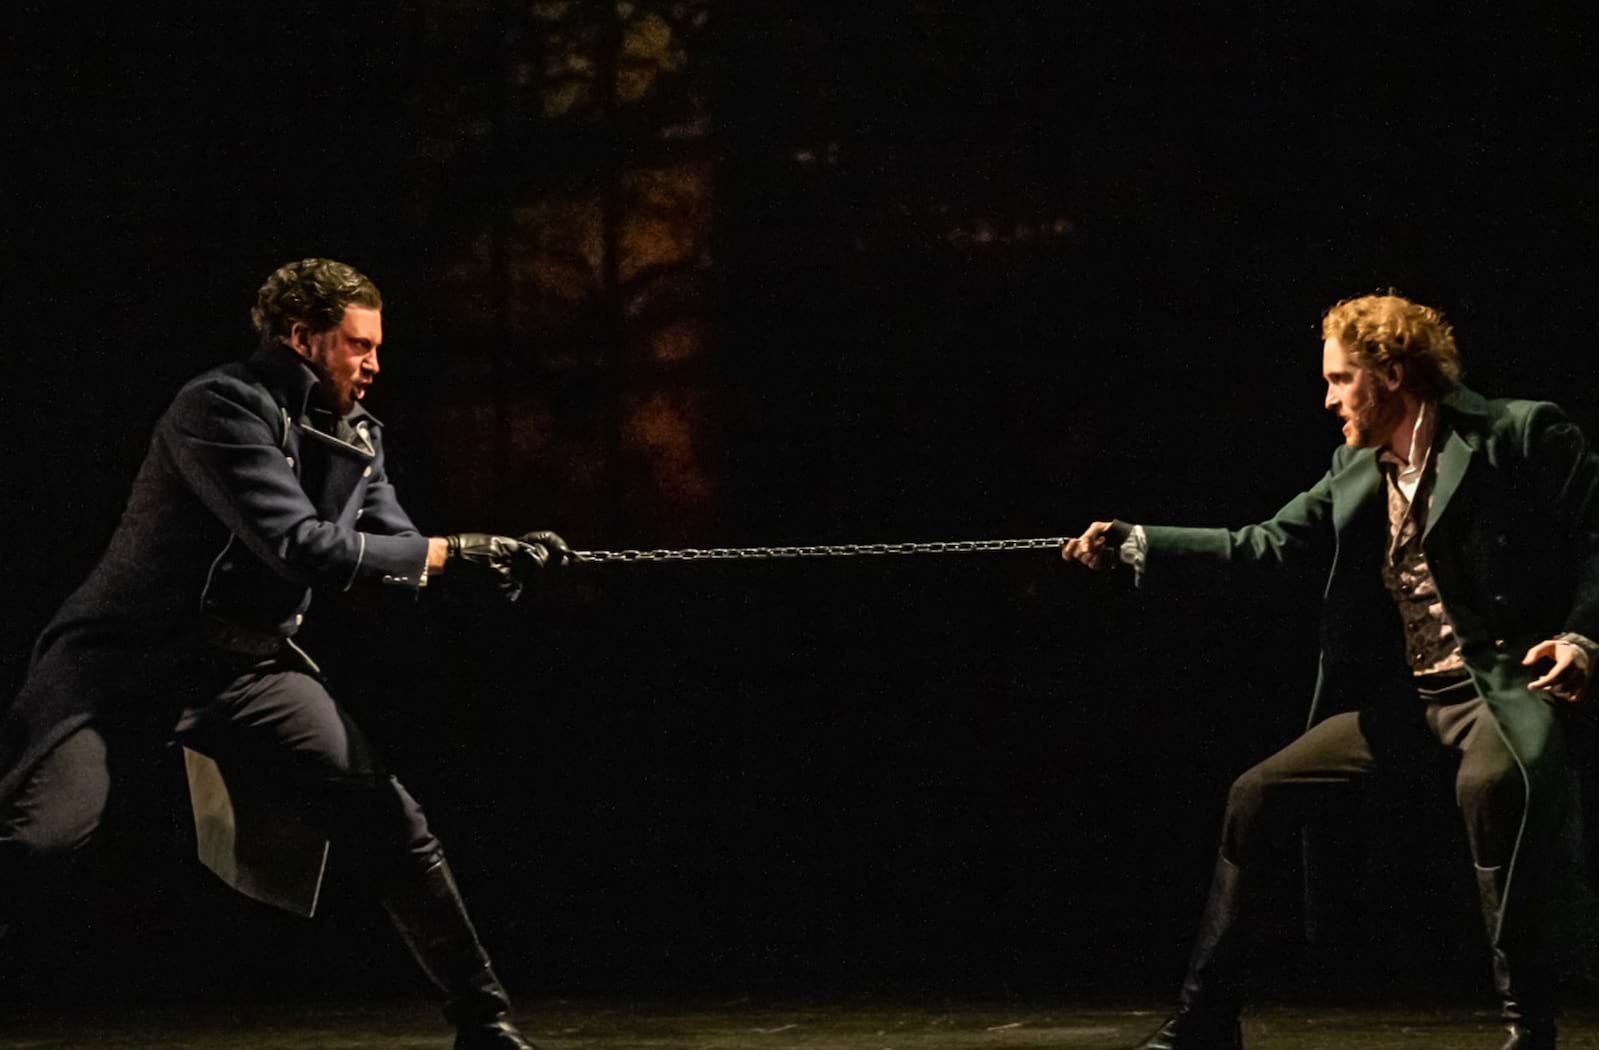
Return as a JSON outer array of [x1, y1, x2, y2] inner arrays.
[[1321, 293, 1461, 397], [251, 258, 382, 341]]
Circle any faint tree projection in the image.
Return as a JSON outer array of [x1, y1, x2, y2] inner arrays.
[[402, 1, 1092, 543], [408, 0, 715, 544]]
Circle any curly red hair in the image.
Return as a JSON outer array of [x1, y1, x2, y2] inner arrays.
[[1321, 293, 1461, 397]]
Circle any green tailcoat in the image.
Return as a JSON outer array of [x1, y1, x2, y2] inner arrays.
[[1143, 385, 1599, 961]]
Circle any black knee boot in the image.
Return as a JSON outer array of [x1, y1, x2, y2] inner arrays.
[[1130, 853, 1248, 1050], [1475, 865, 1557, 1050], [382, 851, 538, 1050]]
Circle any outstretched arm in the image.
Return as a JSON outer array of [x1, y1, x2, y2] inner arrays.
[[166, 377, 428, 591], [1061, 467, 1340, 587]]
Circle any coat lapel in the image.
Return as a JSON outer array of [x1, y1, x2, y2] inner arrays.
[[295, 421, 375, 522], [1422, 387, 1489, 543], [1326, 390, 1484, 545], [1422, 426, 1475, 543], [1329, 449, 1382, 535]]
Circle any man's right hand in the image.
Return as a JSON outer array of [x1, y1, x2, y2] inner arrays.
[[444, 532, 535, 600], [1060, 521, 1121, 571]]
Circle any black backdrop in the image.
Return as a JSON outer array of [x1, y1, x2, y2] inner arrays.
[[6, 1, 1599, 1006]]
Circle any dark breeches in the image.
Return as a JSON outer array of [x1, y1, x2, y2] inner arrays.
[[0, 653, 440, 914], [1220, 695, 1535, 871], [0, 728, 112, 885]]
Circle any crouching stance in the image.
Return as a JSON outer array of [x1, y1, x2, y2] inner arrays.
[[1064, 294, 1599, 1049], [0, 259, 570, 1048]]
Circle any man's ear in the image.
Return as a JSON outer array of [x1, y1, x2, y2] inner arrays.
[[1381, 361, 1404, 392], [286, 321, 314, 360]]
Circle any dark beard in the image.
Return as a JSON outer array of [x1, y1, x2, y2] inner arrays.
[[1346, 385, 1403, 447], [305, 360, 355, 417]]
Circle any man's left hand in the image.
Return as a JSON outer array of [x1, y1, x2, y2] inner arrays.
[[517, 530, 573, 573], [1523, 639, 1591, 702]]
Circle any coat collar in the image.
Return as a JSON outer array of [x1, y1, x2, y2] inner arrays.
[[245, 340, 382, 428], [1439, 382, 1489, 415], [1328, 383, 1485, 541]]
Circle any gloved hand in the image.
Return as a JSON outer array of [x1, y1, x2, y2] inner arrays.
[[517, 530, 574, 574], [444, 533, 532, 601]]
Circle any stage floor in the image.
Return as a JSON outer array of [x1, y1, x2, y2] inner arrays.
[[5, 997, 1598, 1049]]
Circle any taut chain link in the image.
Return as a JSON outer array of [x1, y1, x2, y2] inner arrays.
[[572, 536, 1070, 563]]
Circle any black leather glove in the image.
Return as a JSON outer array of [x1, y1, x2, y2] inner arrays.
[[517, 530, 573, 574], [445, 533, 531, 602]]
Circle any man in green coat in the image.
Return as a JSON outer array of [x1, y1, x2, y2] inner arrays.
[[1063, 294, 1598, 1050]]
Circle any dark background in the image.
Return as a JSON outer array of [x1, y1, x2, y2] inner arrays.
[[5, 0, 1598, 1009]]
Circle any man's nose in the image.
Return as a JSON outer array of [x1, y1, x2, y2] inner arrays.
[[1324, 386, 1338, 411], [365, 350, 380, 375]]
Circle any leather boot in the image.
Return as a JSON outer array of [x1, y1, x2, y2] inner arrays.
[[382, 851, 539, 1050], [1129, 853, 1248, 1050], [1476, 865, 1556, 1050]]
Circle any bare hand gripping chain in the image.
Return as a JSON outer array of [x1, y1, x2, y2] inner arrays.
[[572, 536, 1071, 563]]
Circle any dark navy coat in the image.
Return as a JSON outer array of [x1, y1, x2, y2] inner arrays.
[[0, 342, 430, 805]]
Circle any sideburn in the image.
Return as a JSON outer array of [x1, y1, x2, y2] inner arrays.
[[1367, 380, 1408, 447]]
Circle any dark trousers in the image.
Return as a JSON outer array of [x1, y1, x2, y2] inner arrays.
[[1221, 688, 1535, 872], [0, 650, 440, 913]]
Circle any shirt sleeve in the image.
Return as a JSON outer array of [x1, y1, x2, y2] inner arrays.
[[1119, 524, 1149, 583], [1554, 631, 1599, 675]]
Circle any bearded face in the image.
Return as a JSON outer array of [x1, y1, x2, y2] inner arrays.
[[291, 306, 382, 416], [1322, 337, 1404, 449]]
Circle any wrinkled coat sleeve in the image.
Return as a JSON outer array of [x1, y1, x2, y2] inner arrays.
[[1522, 402, 1599, 641], [1140, 458, 1340, 585], [163, 375, 429, 589]]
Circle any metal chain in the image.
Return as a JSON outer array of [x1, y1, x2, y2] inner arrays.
[[572, 536, 1070, 563]]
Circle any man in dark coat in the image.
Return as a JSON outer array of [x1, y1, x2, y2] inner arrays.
[[1063, 294, 1598, 1050], [0, 258, 566, 1050]]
